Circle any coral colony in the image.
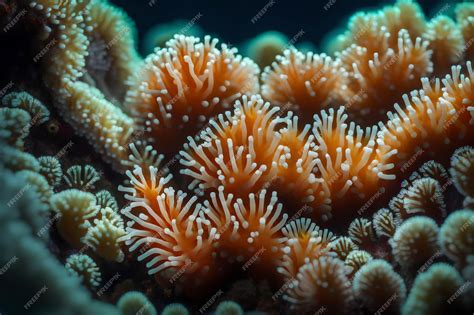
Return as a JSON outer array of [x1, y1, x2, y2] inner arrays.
[[1, 0, 474, 314]]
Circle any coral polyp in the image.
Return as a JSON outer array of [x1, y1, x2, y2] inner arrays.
[[2, 0, 474, 314]]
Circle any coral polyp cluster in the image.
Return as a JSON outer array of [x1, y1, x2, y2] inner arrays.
[[1, 0, 474, 314]]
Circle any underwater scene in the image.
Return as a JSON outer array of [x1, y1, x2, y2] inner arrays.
[[0, 0, 474, 314]]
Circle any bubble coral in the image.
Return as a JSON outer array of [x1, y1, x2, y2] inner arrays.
[[439, 209, 474, 265], [65, 253, 102, 288], [126, 34, 260, 157], [353, 259, 406, 313], [116, 291, 157, 315], [390, 216, 439, 270]]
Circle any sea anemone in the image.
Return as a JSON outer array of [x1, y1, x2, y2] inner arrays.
[[390, 216, 439, 270], [439, 209, 474, 265], [402, 263, 466, 315], [116, 291, 157, 315], [50, 189, 99, 248], [65, 253, 102, 288], [38, 156, 63, 187], [353, 259, 406, 313], [126, 34, 260, 157]]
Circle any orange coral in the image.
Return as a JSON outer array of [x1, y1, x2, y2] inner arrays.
[[126, 35, 260, 157]]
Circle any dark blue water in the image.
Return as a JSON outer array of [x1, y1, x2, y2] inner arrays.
[[111, 0, 462, 55]]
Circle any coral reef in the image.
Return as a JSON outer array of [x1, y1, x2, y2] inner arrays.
[[1, 0, 474, 314]]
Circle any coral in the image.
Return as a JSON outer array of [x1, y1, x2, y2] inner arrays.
[[0, 145, 40, 172], [439, 209, 474, 265], [390, 216, 439, 270], [95, 190, 119, 212], [215, 301, 244, 315], [277, 218, 332, 279], [404, 178, 446, 219], [330, 236, 358, 260], [0, 164, 119, 315], [284, 256, 352, 313], [2, 91, 50, 124], [450, 146, 474, 198], [348, 218, 376, 247], [116, 291, 157, 315], [456, 3, 474, 62], [262, 49, 350, 122], [345, 250, 372, 274], [0, 107, 31, 148], [353, 259, 406, 313], [372, 208, 400, 238], [17, 170, 53, 205], [83, 216, 126, 262], [126, 35, 260, 157], [38, 156, 63, 187], [85, 0, 140, 102], [161, 303, 189, 315], [65, 254, 102, 288], [64, 164, 101, 191], [243, 31, 289, 69], [180, 95, 283, 197], [50, 189, 99, 248], [423, 16, 464, 75], [120, 179, 216, 278], [61, 79, 135, 169], [402, 263, 466, 315]]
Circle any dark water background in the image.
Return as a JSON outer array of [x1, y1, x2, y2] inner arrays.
[[111, 0, 464, 55]]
